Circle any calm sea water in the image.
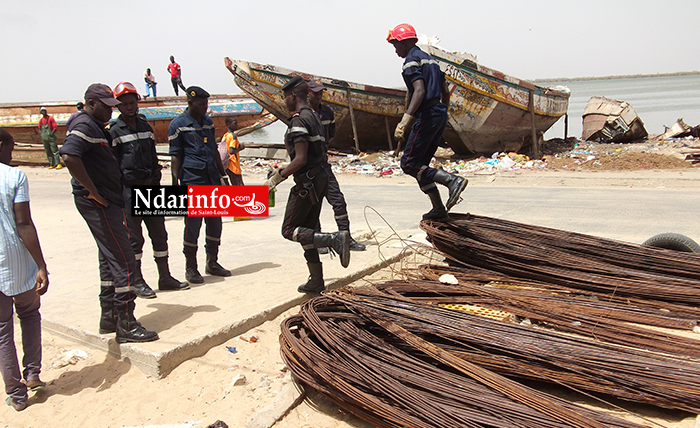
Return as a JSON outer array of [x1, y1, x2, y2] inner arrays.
[[541, 74, 700, 140], [244, 74, 700, 144]]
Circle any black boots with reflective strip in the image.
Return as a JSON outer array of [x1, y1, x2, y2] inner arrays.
[[206, 254, 231, 277], [116, 306, 159, 343], [298, 262, 324, 294], [133, 259, 156, 299], [313, 231, 350, 268], [155, 256, 190, 291], [433, 168, 468, 211]]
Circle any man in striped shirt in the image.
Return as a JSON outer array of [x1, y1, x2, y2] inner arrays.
[[0, 128, 49, 411]]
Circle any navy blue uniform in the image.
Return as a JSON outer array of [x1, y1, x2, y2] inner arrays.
[[110, 114, 169, 262], [400, 46, 448, 190], [281, 106, 328, 263], [313, 104, 350, 233], [168, 110, 223, 259], [59, 112, 137, 313]]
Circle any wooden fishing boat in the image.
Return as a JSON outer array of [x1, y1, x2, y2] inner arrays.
[[225, 57, 406, 153], [2, 95, 277, 165], [420, 44, 570, 155], [225, 44, 570, 156]]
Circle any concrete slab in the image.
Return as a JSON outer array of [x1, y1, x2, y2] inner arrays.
[[24, 168, 423, 379]]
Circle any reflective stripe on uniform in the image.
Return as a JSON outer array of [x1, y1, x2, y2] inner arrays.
[[67, 129, 108, 145], [320, 119, 334, 126], [153, 250, 168, 258], [112, 131, 155, 145], [292, 227, 300, 242], [101, 280, 115, 287], [168, 124, 215, 141], [416, 165, 429, 181], [334, 213, 348, 220], [184, 241, 198, 247], [114, 285, 132, 293], [289, 127, 309, 135], [309, 135, 325, 142], [420, 182, 437, 192], [134, 252, 143, 261], [302, 243, 314, 250], [205, 235, 220, 242], [402, 58, 439, 71]]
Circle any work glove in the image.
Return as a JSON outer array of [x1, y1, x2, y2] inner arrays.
[[394, 113, 415, 143], [264, 167, 286, 190]]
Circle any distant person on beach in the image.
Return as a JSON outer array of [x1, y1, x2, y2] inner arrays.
[[65, 102, 84, 131], [221, 116, 245, 185], [264, 76, 350, 294], [167, 56, 186, 96], [144, 68, 157, 99], [59, 83, 158, 344], [37, 108, 62, 169], [0, 127, 49, 412], [168, 86, 231, 283], [307, 79, 365, 252], [110, 81, 189, 298], [387, 23, 467, 221]]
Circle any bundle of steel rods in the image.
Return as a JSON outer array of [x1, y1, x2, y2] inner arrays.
[[381, 275, 700, 358], [371, 279, 700, 412], [281, 287, 689, 428], [420, 213, 700, 306]]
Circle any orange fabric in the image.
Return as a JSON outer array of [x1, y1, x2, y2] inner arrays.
[[223, 132, 241, 175]]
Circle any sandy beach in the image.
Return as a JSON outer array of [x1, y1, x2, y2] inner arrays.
[[2, 144, 700, 428]]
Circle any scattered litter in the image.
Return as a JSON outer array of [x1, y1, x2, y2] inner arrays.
[[438, 274, 458, 285], [52, 349, 88, 369], [226, 346, 237, 354], [231, 374, 247, 386]]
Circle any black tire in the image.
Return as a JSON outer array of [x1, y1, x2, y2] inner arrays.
[[642, 233, 700, 253]]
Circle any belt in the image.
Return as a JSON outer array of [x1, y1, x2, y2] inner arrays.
[[293, 165, 323, 184], [417, 98, 441, 113]]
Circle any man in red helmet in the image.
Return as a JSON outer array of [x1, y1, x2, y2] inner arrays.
[[109, 81, 190, 300], [387, 23, 468, 221]]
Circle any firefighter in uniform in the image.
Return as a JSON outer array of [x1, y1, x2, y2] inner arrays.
[[307, 79, 365, 253], [109, 81, 190, 297], [265, 76, 351, 294], [59, 83, 158, 343], [168, 86, 231, 283], [387, 23, 468, 221]]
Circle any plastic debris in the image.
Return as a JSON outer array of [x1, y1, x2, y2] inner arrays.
[[226, 346, 237, 354]]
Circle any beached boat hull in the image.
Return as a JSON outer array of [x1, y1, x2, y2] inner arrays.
[[225, 58, 407, 153], [420, 45, 570, 155], [226, 46, 569, 156], [582, 96, 647, 143], [0, 94, 275, 147]]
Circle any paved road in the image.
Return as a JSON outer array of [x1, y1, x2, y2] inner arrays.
[[331, 182, 700, 245]]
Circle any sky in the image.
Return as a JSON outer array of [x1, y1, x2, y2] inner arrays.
[[2, 0, 699, 103]]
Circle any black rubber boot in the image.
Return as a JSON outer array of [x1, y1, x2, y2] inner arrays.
[[422, 190, 449, 222], [133, 259, 156, 299], [313, 231, 350, 268], [99, 307, 117, 334], [185, 254, 204, 284], [298, 262, 325, 294], [206, 254, 231, 277], [155, 256, 190, 291], [115, 305, 159, 343], [433, 168, 468, 211], [349, 236, 366, 251]]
